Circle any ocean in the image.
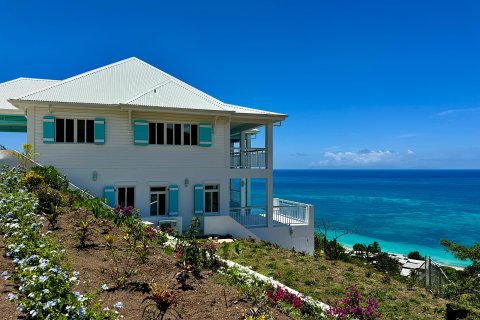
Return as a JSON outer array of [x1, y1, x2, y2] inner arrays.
[[271, 170, 480, 267]]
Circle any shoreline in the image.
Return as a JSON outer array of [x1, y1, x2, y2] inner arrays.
[[340, 243, 464, 271]]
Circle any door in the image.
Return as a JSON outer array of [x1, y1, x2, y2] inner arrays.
[[150, 187, 167, 216]]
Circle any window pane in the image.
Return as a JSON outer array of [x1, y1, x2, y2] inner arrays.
[[118, 187, 126, 207], [212, 191, 219, 212], [205, 192, 212, 213], [150, 194, 158, 216], [158, 194, 166, 215], [126, 187, 135, 207], [77, 120, 85, 143], [157, 123, 164, 145], [149, 123, 156, 144], [65, 119, 74, 142], [183, 124, 190, 145], [166, 124, 173, 144], [151, 187, 166, 192], [86, 120, 94, 143], [174, 124, 181, 145], [191, 124, 198, 145], [56, 119, 64, 142]]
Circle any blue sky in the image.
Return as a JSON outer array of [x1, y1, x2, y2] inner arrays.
[[1, 0, 479, 169]]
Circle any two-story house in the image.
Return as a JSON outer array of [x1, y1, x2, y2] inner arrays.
[[0, 58, 314, 254]]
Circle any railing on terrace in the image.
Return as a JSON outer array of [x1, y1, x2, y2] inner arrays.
[[273, 198, 309, 226], [229, 206, 268, 227], [229, 199, 310, 228], [230, 148, 267, 169]]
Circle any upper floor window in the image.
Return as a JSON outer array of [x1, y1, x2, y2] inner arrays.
[[55, 118, 94, 143], [148, 122, 198, 145]]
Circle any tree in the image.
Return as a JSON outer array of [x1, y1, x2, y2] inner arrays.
[[315, 220, 357, 260], [441, 240, 480, 264], [5, 144, 39, 169], [407, 251, 424, 260], [353, 243, 367, 257]]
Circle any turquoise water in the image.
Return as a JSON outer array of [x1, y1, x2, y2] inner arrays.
[[271, 170, 480, 267]]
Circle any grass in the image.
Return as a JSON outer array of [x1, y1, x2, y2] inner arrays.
[[222, 239, 447, 320]]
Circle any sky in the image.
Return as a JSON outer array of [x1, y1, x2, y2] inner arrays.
[[1, 0, 479, 169]]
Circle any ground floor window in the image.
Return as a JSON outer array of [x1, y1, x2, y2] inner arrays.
[[118, 187, 135, 207], [150, 186, 167, 216], [205, 185, 219, 213]]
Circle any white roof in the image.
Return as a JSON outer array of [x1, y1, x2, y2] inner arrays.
[[0, 78, 59, 114], [10, 57, 285, 118]]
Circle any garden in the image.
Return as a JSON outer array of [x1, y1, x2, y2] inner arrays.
[[1, 157, 475, 319]]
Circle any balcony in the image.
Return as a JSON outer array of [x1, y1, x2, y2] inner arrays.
[[229, 198, 310, 228], [230, 148, 267, 169]]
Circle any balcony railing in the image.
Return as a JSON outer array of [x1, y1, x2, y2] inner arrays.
[[273, 198, 309, 226], [229, 206, 268, 227], [230, 148, 266, 169], [230, 198, 310, 228]]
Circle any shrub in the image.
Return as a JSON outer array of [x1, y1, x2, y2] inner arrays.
[[353, 243, 368, 257], [324, 238, 347, 260], [30, 165, 69, 191], [374, 252, 402, 275], [75, 209, 95, 248], [142, 282, 177, 320], [104, 233, 141, 288], [326, 285, 381, 319], [21, 170, 44, 191], [407, 251, 424, 260], [35, 184, 66, 229]]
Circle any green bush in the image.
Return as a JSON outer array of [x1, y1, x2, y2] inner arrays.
[[407, 251, 424, 260], [35, 183, 66, 229], [324, 238, 347, 261], [31, 165, 69, 191], [374, 252, 402, 275]]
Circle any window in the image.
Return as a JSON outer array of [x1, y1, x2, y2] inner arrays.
[[150, 187, 167, 216], [118, 187, 135, 207], [148, 122, 198, 145], [55, 118, 94, 143], [204, 185, 219, 213]]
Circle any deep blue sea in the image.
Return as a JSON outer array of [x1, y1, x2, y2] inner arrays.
[[271, 170, 480, 267]]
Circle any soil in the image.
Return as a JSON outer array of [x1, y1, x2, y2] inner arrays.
[[0, 209, 291, 320]]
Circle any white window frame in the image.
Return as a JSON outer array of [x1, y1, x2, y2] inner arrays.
[[117, 186, 136, 208], [149, 186, 168, 216], [55, 118, 95, 144], [204, 184, 220, 214], [148, 121, 199, 146]]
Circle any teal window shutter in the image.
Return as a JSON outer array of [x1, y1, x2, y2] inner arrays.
[[94, 118, 105, 145], [194, 184, 204, 214], [134, 120, 148, 145], [168, 185, 179, 216], [43, 115, 55, 144], [199, 123, 212, 147], [103, 185, 116, 207]]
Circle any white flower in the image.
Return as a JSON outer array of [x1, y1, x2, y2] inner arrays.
[[101, 284, 109, 291], [114, 301, 124, 309]]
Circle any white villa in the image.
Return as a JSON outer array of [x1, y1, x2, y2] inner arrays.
[[0, 58, 314, 254]]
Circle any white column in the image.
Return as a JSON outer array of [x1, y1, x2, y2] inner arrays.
[[266, 123, 274, 227], [240, 131, 246, 168]]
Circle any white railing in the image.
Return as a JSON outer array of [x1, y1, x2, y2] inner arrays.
[[229, 206, 268, 227], [273, 198, 308, 226], [230, 148, 267, 169]]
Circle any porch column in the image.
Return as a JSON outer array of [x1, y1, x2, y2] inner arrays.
[[240, 131, 247, 168], [266, 122, 274, 227]]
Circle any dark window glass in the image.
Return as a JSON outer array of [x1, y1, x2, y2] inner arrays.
[[56, 119, 65, 142], [157, 123, 164, 145], [191, 124, 198, 145], [126, 187, 135, 207], [158, 194, 166, 215], [118, 187, 126, 207], [184, 124, 190, 145], [212, 191, 219, 212], [77, 120, 85, 143], [150, 194, 157, 216], [205, 192, 212, 213], [166, 124, 174, 144], [65, 119, 74, 142], [149, 123, 156, 144], [86, 120, 94, 143], [174, 124, 181, 145]]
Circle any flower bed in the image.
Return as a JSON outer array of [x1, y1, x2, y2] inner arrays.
[[0, 167, 116, 319]]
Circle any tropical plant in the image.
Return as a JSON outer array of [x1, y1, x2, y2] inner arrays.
[[5, 143, 39, 169], [142, 282, 177, 320], [104, 233, 141, 288], [373, 252, 401, 275], [30, 165, 69, 190], [325, 285, 381, 319], [75, 209, 95, 248]]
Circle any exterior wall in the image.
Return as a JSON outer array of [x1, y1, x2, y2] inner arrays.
[[29, 105, 271, 231]]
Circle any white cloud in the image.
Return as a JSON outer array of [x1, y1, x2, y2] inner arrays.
[[310, 149, 415, 167], [435, 107, 480, 117]]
